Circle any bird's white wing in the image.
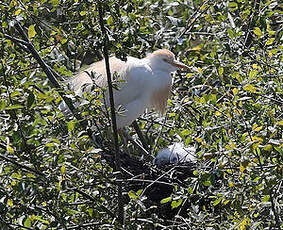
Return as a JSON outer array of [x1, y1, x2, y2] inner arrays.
[[70, 57, 126, 96], [113, 57, 153, 106], [59, 57, 125, 114]]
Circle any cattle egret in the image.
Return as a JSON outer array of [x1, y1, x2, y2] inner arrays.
[[60, 49, 189, 128], [153, 143, 197, 167]]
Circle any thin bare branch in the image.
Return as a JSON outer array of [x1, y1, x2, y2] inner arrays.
[[97, 2, 124, 224]]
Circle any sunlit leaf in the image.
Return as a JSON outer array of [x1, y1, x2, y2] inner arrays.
[[67, 120, 75, 132], [24, 217, 32, 227], [5, 104, 24, 110], [28, 25, 36, 39], [240, 163, 246, 173], [6, 145, 14, 153], [128, 191, 138, 200], [7, 199, 13, 207], [240, 217, 250, 230], [262, 195, 270, 202], [61, 164, 66, 174], [232, 88, 238, 95], [171, 199, 182, 209], [265, 38, 275, 45], [160, 197, 171, 204], [212, 197, 222, 206], [243, 84, 257, 93], [253, 27, 262, 38]]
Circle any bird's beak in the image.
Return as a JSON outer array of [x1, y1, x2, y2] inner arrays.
[[171, 60, 190, 71]]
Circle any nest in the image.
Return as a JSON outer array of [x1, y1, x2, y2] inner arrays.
[[103, 150, 202, 219]]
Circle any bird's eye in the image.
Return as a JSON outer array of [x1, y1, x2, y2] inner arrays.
[[163, 58, 168, 62]]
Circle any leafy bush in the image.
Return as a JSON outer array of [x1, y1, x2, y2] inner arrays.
[[0, 0, 282, 229]]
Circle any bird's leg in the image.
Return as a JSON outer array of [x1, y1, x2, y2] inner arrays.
[[115, 97, 148, 129], [118, 128, 130, 153], [119, 128, 153, 161], [132, 120, 148, 151]]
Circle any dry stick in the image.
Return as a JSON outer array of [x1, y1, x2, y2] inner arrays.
[[140, 166, 177, 198], [67, 222, 104, 229], [97, 3, 124, 224], [132, 120, 148, 150], [243, 0, 261, 48], [120, 129, 153, 161]]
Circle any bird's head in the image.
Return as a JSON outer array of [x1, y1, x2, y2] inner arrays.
[[147, 49, 189, 72]]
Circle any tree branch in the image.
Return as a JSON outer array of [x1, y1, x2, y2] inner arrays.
[[0, 152, 45, 177], [5, 22, 99, 147], [97, 2, 124, 224], [73, 188, 115, 218]]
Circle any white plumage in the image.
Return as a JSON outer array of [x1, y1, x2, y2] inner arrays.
[[153, 143, 197, 167], [60, 49, 189, 128]]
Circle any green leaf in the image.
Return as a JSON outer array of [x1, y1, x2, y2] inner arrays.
[[7, 199, 13, 207], [262, 195, 270, 202], [229, 2, 238, 9], [6, 145, 14, 153], [0, 100, 5, 110], [80, 11, 86, 16], [203, 180, 211, 186], [24, 217, 32, 227], [243, 84, 257, 93], [249, 70, 258, 79], [264, 144, 272, 151], [209, 94, 217, 104], [67, 120, 75, 132], [265, 38, 275, 45], [11, 173, 22, 179], [181, 129, 191, 136], [28, 25, 36, 39], [5, 104, 24, 110], [227, 28, 236, 39], [218, 66, 224, 76], [33, 216, 49, 224], [232, 88, 238, 95], [160, 197, 171, 204], [88, 208, 94, 217], [49, 0, 60, 5], [128, 191, 138, 200], [171, 199, 183, 209], [200, 4, 208, 11], [240, 217, 249, 230], [136, 189, 143, 196], [14, 9, 22, 16], [212, 197, 222, 206], [253, 27, 262, 38], [240, 163, 246, 173], [193, 170, 199, 176], [232, 72, 243, 82], [60, 164, 66, 174]]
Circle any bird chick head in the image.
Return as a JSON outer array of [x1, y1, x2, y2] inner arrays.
[[153, 143, 197, 167], [147, 49, 189, 72]]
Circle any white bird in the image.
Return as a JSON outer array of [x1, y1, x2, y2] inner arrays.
[[153, 143, 197, 167], [60, 49, 189, 129]]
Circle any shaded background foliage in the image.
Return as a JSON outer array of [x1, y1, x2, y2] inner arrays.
[[0, 0, 282, 229]]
